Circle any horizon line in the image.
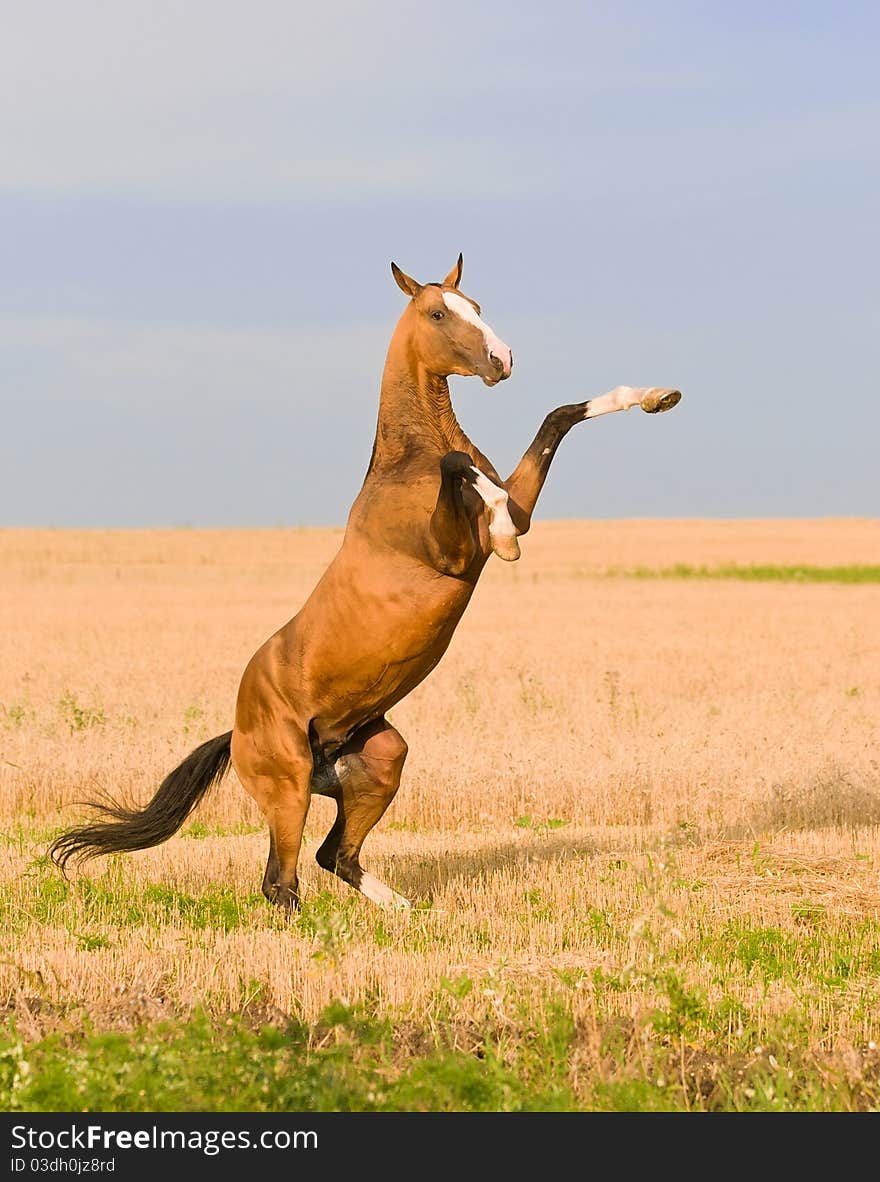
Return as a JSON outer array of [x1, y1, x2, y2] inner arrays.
[[1, 515, 878, 532]]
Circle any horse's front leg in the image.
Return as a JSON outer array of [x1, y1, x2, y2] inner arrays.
[[504, 386, 681, 535], [428, 450, 519, 574]]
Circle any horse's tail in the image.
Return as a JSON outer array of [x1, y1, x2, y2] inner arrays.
[[50, 731, 233, 870]]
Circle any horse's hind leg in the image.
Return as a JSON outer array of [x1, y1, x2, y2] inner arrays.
[[233, 729, 313, 915], [315, 717, 410, 910], [261, 829, 280, 900]]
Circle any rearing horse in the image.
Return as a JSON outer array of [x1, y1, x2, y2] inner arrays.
[[51, 256, 681, 910]]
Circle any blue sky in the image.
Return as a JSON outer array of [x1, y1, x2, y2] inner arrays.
[[2, 1, 878, 525]]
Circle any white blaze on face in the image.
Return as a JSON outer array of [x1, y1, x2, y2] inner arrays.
[[442, 291, 512, 373], [470, 466, 520, 562]]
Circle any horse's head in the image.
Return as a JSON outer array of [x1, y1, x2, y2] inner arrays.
[[391, 255, 513, 387]]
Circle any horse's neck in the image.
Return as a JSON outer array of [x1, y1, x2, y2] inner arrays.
[[369, 336, 476, 470]]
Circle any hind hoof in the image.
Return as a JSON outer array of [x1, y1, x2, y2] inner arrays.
[[263, 880, 301, 915], [358, 872, 412, 910]]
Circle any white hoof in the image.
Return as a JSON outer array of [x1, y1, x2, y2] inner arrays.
[[358, 872, 411, 910]]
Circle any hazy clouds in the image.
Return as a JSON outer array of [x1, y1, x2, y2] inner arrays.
[[2, 2, 878, 524]]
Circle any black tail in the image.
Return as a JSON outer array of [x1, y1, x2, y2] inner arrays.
[[50, 731, 233, 870]]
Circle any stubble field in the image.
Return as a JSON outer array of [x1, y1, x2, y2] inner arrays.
[[2, 519, 879, 1111]]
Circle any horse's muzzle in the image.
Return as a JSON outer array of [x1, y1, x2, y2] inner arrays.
[[482, 350, 513, 386]]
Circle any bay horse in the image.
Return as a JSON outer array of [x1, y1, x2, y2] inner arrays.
[[51, 256, 681, 911]]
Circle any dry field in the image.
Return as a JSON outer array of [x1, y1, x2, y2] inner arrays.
[[1, 520, 879, 1110]]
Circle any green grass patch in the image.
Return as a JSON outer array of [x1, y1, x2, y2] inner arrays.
[[696, 918, 880, 989], [515, 815, 569, 831], [4, 999, 880, 1112], [180, 820, 264, 839], [1, 1006, 577, 1113], [1, 873, 266, 933], [58, 691, 107, 732], [0, 824, 67, 850], [614, 563, 880, 584]]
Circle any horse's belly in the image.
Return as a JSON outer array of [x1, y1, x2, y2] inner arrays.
[[303, 583, 471, 743], [314, 656, 436, 738]]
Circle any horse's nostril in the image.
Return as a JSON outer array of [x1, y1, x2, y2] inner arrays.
[[489, 353, 504, 372]]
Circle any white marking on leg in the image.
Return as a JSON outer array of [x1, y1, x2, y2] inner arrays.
[[470, 466, 520, 561], [358, 872, 411, 910], [442, 291, 512, 372], [470, 468, 514, 534], [584, 386, 678, 419], [583, 386, 643, 418]]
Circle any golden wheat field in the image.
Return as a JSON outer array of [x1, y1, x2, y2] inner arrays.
[[2, 519, 880, 1110]]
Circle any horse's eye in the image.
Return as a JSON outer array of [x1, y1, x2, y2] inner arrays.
[[431, 310, 445, 321]]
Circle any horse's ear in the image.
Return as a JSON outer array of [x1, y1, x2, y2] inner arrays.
[[442, 253, 463, 289], [391, 262, 422, 298]]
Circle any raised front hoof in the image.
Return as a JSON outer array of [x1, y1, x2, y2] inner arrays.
[[262, 880, 301, 916], [640, 388, 682, 414], [492, 534, 521, 562]]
